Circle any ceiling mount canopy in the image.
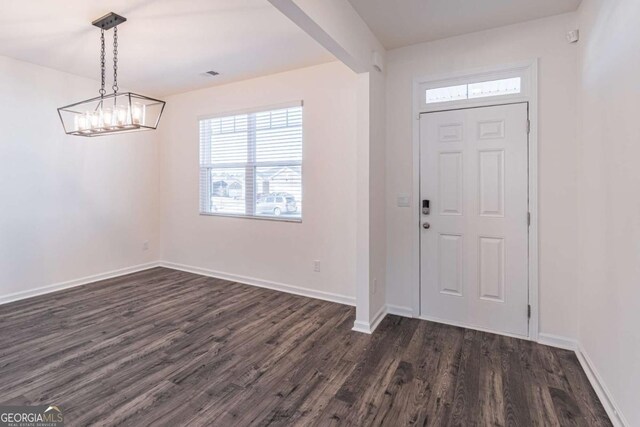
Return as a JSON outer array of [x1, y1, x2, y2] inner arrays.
[[58, 12, 165, 137], [92, 12, 127, 31]]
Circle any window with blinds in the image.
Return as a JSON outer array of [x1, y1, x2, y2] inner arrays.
[[199, 103, 303, 221]]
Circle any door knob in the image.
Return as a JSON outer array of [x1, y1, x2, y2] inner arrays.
[[423, 222, 430, 229]]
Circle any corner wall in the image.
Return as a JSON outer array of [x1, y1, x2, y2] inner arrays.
[[158, 62, 360, 303], [576, 0, 640, 424], [0, 55, 160, 302], [369, 69, 387, 320], [384, 13, 580, 339], [269, 0, 388, 331]]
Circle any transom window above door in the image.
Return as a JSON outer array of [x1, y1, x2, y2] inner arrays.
[[426, 77, 521, 104], [199, 103, 303, 221]]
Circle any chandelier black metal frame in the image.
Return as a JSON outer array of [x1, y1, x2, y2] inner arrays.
[[57, 13, 166, 137]]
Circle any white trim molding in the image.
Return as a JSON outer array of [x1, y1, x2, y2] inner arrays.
[[386, 304, 414, 318], [352, 304, 387, 334], [537, 333, 578, 351], [0, 258, 629, 425], [0, 262, 161, 306], [353, 304, 413, 334], [412, 59, 540, 341], [0, 259, 356, 311], [159, 261, 355, 307], [576, 344, 629, 427], [537, 334, 627, 426]]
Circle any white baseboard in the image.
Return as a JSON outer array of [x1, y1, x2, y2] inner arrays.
[[0, 262, 161, 306], [386, 304, 414, 318], [351, 320, 372, 334], [576, 344, 628, 427], [536, 334, 627, 426], [159, 261, 355, 307], [537, 333, 578, 351], [418, 322, 625, 425], [352, 304, 387, 334], [370, 304, 388, 331], [1, 260, 628, 426]]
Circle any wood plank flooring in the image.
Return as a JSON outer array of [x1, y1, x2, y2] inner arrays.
[[0, 267, 611, 426]]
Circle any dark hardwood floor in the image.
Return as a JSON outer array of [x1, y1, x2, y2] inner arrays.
[[0, 267, 610, 426]]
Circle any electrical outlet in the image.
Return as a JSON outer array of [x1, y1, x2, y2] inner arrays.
[[142, 241, 149, 251], [313, 260, 321, 272], [373, 278, 377, 295]]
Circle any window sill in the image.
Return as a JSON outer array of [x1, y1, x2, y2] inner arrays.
[[199, 211, 302, 223]]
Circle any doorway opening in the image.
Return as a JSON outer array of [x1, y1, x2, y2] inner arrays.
[[411, 61, 539, 340]]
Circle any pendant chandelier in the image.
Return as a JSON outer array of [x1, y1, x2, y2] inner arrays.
[[58, 13, 165, 137]]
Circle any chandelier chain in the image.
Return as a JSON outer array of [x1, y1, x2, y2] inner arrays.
[[112, 26, 119, 93], [58, 13, 166, 137], [99, 29, 106, 97]]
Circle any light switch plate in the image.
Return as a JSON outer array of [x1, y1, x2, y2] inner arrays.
[[397, 194, 411, 207]]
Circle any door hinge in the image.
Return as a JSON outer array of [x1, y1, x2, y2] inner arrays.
[[528, 305, 531, 318], [527, 212, 531, 226], [527, 119, 531, 134]]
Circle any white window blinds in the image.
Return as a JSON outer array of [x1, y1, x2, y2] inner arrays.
[[199, 103, 303, 220]]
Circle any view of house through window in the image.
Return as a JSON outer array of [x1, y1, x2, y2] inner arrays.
[[199, 104, 303, 220]]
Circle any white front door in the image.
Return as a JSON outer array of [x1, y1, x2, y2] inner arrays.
[[419, 103, 529, 337]]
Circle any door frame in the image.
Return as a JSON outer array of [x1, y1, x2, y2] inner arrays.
[[411, 60, 539, 341]]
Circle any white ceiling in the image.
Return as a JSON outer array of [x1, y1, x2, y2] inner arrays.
[[0, 0, 334, 96], [348, 0, 582, 49]]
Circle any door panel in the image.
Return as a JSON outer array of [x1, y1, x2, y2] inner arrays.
[[438, 152, 463, 215], [478, 150, 505, 217], [478, 236, 505, 302], [420, 103, 529, 337], [438, 233, 463, 296]]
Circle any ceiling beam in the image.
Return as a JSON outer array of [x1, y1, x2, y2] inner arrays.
[[268, 0, 385, 74]]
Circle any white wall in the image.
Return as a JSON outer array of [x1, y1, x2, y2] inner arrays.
[[0, 55, 160, 301], [269, 0, 388, 329], [577, 0, 640, 424], [159, 61, 359, 302], [368, 69, 387, 318], [385, 13, 580, 338]]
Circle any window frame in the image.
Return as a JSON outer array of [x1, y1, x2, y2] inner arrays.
[[198, 101, 304, 223], [418, 67, 532, 112], [425, 77, 522, 105]]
